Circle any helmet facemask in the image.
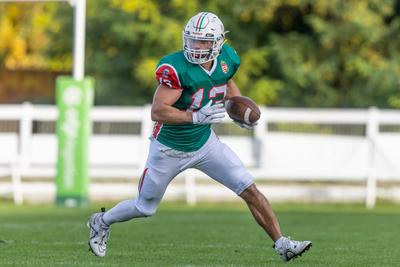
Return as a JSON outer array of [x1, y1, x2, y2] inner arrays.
[[183, 34, 224, 64]]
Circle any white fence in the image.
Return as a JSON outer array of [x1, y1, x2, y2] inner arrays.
[[1, 103, 400, 207]]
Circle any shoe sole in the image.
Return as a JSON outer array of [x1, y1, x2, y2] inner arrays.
[[87, 219, 102, 257], [288, 242, 312, 261], [87, 240, 97, 256], [87, 209, 107, 257]]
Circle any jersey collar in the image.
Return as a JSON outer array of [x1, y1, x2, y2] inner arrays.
[[199, 59, 217, 76]]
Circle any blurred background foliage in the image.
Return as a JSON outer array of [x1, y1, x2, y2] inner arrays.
[[0, 0, 400, 107]]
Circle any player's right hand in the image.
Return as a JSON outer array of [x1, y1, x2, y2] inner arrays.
[[192, 100, 225, 124]]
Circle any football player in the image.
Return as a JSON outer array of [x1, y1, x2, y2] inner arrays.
[[87, 12, 311, 262]]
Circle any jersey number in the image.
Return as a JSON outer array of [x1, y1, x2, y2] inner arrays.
[[189, 84, 227, 111]]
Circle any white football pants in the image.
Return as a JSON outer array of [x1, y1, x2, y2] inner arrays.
[[103, 130, 254, 225]]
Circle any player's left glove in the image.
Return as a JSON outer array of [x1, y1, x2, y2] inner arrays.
[[233, 120, 258, 130], [192, 100, 225, 124]]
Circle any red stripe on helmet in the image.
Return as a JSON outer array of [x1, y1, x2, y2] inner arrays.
[[195, 12, 205, 31], [198, 12, 207, 31]]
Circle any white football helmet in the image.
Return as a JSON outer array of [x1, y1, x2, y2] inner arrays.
[[183, 12, 226, 64]]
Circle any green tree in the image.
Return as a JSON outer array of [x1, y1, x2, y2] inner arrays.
[[0, 3, 59, 70], [2, 0, 400, 108], [222, 0, 400, 108]]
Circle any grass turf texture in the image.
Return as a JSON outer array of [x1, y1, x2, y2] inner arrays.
[[0, 202, 399, 266]]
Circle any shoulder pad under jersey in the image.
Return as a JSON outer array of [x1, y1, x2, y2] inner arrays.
[[155, 51, 187, 90], [221, 44, 241, 69]]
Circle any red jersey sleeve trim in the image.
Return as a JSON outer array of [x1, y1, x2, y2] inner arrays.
[[155, 63, 182, 90]]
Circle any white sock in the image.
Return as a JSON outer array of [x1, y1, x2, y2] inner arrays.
[[274, 236, 285, 248], [102, 198, 145, 225]]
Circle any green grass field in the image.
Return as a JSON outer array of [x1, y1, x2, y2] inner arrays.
[[1, 201, 399, 267]]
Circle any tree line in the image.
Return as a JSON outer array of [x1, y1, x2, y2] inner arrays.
[[1, 0, 399, 108]]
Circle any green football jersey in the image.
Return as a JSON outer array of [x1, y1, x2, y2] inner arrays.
[[153, 44, 240, 152]]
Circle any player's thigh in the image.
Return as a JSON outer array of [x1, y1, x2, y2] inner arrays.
[[195, 141, 253, 195], [139, 140, 181, 200]]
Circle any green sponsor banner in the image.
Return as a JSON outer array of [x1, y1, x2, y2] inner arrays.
[[55, 76, 94, 207]]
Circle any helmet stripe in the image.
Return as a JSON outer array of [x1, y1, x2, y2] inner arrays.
[[195, 12, 203, 31], [198, 12, 207, 31]]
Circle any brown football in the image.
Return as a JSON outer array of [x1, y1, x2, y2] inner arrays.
[[225, 96, 261, 124]]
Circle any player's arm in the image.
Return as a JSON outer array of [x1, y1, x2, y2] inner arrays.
[[152, 63, 225, 124], [151, 84, 192, 124], [151, 84, 225, 125], [226, 79, 242, 99]]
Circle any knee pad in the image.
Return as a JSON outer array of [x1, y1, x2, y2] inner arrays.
[[135, 196, 159, 217]]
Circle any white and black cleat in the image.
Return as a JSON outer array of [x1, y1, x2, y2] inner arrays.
[[274, 237, 312, 262], [87, 207, 110, 257]]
